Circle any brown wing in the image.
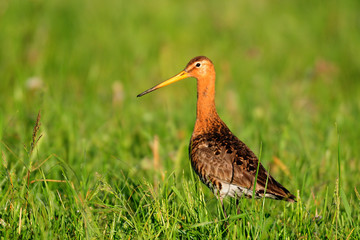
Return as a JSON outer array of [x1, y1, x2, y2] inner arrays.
[[190, 131, 296, 202]]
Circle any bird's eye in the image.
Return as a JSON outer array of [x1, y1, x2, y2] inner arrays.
[[196, 63, 201, 67]]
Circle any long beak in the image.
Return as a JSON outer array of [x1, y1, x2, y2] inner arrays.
[[137, 71, 190, 97]]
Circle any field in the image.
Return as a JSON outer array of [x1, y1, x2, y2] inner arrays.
[[1, 0, 360, 239]]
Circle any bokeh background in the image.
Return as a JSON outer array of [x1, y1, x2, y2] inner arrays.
[[1, 0, 359, 238]]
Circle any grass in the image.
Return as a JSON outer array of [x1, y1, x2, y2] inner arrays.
[[1, 0, 360, 238]]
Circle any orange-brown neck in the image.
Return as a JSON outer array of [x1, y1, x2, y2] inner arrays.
[[193, 73, 223, 134]]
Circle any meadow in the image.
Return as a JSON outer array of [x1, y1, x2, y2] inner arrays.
[[0, 0, 359, 238]]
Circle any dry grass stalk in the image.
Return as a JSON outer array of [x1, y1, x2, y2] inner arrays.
[[30, 110, 43, 156], [18, 207, 23, 234]]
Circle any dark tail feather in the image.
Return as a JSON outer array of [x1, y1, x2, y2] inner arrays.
[[266, 176, 297, 202], [284, 192, 296, 202]]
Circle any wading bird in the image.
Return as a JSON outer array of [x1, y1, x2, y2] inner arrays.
[[137, 56, 296, 216]]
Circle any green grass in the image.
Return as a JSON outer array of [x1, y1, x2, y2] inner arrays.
[[1, 0, 360, 238]]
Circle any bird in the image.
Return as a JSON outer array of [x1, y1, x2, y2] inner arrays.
[[137, 56, 296, 216]]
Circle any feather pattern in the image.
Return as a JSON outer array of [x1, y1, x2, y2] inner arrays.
[[190, 119, 296, 202]]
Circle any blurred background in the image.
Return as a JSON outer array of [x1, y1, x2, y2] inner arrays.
[[0, 0, 359, 234]]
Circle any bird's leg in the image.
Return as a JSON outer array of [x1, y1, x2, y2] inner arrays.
[[236, 198, 242, 215], [220, 198, 227, 218]]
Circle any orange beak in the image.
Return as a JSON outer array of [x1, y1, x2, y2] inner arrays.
[[137, 71, 190, 97]]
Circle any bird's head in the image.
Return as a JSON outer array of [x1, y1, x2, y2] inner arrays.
[[137, 56, 214, 97]]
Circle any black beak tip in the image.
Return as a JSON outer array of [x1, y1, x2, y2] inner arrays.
[[137, 92, 146, 98], [137, 87, 155, 98]]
